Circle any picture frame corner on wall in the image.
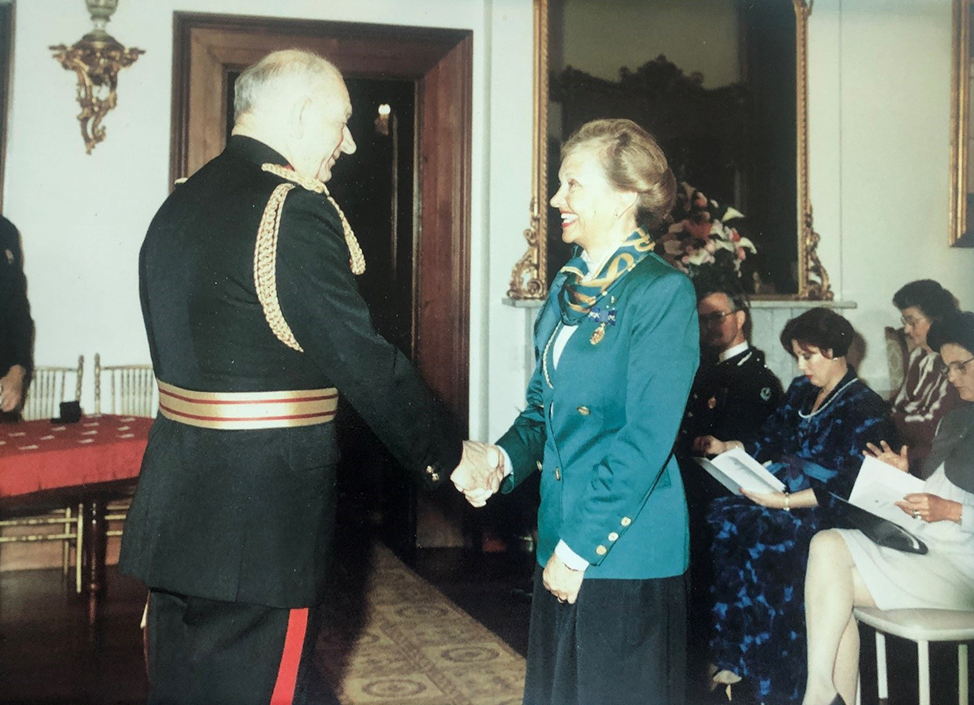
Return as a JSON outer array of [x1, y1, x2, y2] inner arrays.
[[508, 0, 835, 301], [951, 0, 974, 248]]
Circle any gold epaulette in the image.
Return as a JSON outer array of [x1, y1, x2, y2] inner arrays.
[[254, 163, 367, 352], [260, 163, 365, 275]]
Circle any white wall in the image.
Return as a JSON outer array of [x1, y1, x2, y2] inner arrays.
[[2, 0, 536, 438], [809, 0, 974, 392]]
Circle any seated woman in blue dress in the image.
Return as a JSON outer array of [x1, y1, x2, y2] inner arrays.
[[694, 307, 896, 704]]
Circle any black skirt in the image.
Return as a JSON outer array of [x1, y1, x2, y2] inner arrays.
[[522, 566, 686, 705]]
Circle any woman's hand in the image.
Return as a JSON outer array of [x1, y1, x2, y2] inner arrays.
[[693, 435, 733, 456], [863, 440, 909, 473], [895, 493, 963, 524], [542, 553, 585, 604], [740, 488, 788, 509]]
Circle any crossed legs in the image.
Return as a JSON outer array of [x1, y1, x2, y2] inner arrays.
[[802, 530, 876, 705]]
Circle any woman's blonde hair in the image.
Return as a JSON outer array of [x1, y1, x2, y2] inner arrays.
[[562, 118, 677, 231]]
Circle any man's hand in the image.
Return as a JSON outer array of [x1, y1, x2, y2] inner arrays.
[[542, 553, 585, 604], [0, 365, 26, 412], [864, 441, 909, 473], [451, 440, 504, 507]]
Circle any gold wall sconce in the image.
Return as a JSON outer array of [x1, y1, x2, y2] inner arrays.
[[50, 0, 144, 154]]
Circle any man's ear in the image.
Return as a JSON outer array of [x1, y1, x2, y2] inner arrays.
[[289, 96, 312, 140], [734, 309, 747, 328]]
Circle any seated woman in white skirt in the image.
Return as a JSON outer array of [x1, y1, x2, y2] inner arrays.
[[801, 310, 974, 705]]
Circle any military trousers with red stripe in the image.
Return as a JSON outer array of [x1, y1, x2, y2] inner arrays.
[[145, 589, 339, 705]]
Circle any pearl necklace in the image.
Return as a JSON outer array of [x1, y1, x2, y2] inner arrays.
[[798, 377, 858, 419]]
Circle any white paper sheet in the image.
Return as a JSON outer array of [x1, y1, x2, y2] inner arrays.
[[694, 447, 786, 495], [848, 455, 926, 530]]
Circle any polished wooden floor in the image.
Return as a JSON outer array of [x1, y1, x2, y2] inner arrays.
[[0, 548, 968, 705]]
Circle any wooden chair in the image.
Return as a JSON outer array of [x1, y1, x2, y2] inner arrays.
[[93, 354, 156, 543], [1, 355, 85, 591], [854, 606, 974, 705], [21, 355, 84, 421], [93, 354, 157, 417]]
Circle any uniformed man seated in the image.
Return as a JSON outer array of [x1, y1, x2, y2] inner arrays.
[[677, 277, 783, 699], [680, 282, 783, 456]]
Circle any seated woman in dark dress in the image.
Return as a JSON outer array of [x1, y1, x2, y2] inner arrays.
[[694, 307, 896, 704]]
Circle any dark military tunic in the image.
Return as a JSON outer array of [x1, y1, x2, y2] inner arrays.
[[0, 215, 33, 388], [679, 345, 783, 454], [120, 136, 462, 609]]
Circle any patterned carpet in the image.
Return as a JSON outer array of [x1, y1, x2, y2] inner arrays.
[[316, 544, 526, 705]]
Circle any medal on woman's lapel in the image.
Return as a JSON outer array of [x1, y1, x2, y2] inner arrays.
[[588, 299, 617, 345]]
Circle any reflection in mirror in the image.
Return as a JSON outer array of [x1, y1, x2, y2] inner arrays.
[[951, 0, 974, 247], [508, 0, 834, 301]]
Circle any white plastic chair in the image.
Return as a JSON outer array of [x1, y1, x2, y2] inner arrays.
[[854, 606, 974, 705]]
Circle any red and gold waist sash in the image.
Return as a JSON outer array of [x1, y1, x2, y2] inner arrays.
[[157, 381, 338, 430]]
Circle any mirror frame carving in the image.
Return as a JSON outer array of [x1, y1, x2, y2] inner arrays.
[[950, 0, 974, 247], [508, 0, 833, 301]]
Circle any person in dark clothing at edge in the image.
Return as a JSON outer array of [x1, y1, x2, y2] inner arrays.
[[0, 214, 33, 421]]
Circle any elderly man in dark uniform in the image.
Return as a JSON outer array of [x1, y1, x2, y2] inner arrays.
[[676, 280, 782, 699], [119, 49, 499, 705], [0, 214, 33, 420]]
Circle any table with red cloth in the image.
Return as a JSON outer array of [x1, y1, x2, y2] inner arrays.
[[0, 414, 152, 622]]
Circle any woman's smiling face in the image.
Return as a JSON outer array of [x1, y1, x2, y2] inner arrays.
[[549, 144, 625, 254]]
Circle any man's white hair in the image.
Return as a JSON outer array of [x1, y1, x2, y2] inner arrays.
[[233, 49, 341, 122]]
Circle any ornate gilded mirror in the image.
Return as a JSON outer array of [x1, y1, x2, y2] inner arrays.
[[951, 0, 974, 247], [509, 0, 832, 301]]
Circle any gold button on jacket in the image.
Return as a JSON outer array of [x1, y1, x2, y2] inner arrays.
[[595, 545, 608, 556], [620, 517, 632, 527], [554, 467, 561, 481], [608, 532, 619, 541], [577, 405, 590, 415]]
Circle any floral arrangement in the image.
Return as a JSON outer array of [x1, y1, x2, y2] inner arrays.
[[655, 182, 756, 284]]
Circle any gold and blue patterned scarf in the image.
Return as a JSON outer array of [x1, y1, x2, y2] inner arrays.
[[557, 229, 655, 326]]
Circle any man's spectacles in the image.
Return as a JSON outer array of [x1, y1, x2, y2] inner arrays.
[[936, 356, 974, 377], [699, 310, 737, 326]]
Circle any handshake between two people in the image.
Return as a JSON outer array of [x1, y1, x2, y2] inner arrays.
[[450, 440, 506, 508]]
